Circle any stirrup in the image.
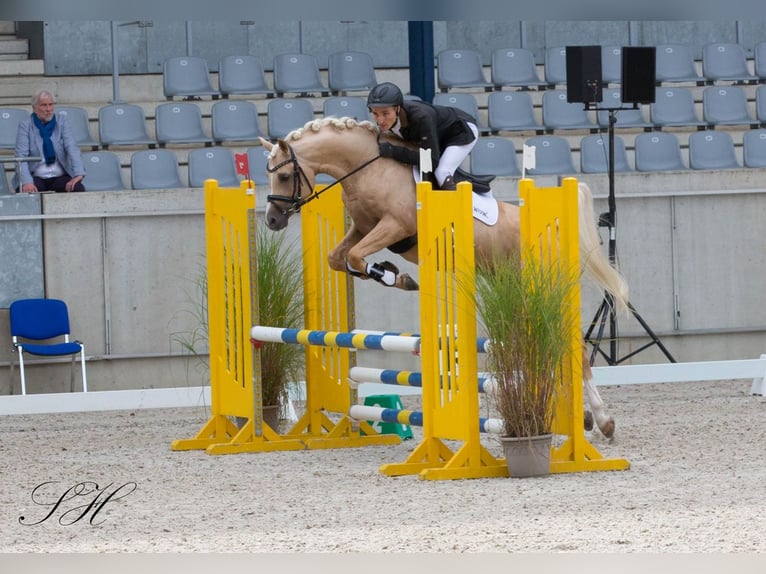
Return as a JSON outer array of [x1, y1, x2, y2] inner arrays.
[[440, 176, 457, 191]]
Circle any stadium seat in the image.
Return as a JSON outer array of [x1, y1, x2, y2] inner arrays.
[[272, 53, 329, 97], [579, 134, 632, 173], [688, 130, 740, 170], [596, 88, 652, 130], [436, 49, 493, 92], [522, 135, 577, 175], [701, 42, 756, 84], [755, 41, 766, 82], [0, 167, 10, 194], [487, 91, 542, 133], [162, 56, 220, 100], [650, 87, 706, 129], [655, 44, 703, 84], [98, 104, 156, 149], [469, 136, 521, 177], [154, 102, 213, 147], [130, 149, 184, 189], [634, 132, 687, 171], [327, 51, 377, 94], [432, 93, 491, 134], [702, 85, 756, 127], [742, 128, 766, 168], [56, 106, 99, 150], [81, 150, 126, 191], [267, 98, 315, 141], [490, 48, 546, 90], [247, 146, 272, 186], [217, 55, 275, 98], [756, 85, 766, 125], [601, 46, 623, 84], [0, 107, 28, 150], [542, 90, 596, 131], [211, 100, 266, 144], [544, 47, 568, 86], [322, 96, 370, 122], [187, 147, 240, 187]]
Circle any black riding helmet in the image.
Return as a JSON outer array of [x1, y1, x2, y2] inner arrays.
[[367, 82, 403, 108]]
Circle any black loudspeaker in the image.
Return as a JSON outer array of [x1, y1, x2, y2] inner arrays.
[[622, 46, 656, 104], [566, 45, 602, 104]]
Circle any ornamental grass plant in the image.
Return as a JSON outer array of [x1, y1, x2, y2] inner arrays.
[[255, 225, 305, 408], [475, 249, 578, 438]]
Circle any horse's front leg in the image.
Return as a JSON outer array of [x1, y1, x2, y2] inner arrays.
[[327, 226, 363, 273], [581, 344, 615, 438], [344, 221, 419, 291]]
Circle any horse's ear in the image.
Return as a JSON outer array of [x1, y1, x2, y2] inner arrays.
[[259, 137, 273, 152], [277, 139, 290, 154]]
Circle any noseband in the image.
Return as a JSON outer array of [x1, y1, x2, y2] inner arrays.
[[265, 142, 382, 215]]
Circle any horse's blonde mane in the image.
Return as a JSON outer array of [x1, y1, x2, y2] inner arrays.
[[285, 116, 378, 143]]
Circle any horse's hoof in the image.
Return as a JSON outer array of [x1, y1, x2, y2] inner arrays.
[[599, 417, 615, 439], [398, 273, 419, 291], [584, 410, 594, 431]]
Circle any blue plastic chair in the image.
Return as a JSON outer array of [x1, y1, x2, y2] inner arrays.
[[10, 298, 88, 395], [436, 49, 493, 92]]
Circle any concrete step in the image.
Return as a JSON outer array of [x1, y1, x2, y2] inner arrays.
[[0, 38, 27, 54], [0, 21, 16, 35]]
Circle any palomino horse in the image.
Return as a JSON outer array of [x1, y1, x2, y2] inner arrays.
[[259, 117, 628, 438]]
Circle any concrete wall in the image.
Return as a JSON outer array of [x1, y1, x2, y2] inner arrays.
[[1, 169, 765, 395], [36, 21, 766, 76]]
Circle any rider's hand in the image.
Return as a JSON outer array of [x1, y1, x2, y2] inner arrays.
[[378, 142, 396, 158]]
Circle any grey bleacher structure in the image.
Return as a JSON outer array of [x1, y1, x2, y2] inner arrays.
[[490, 47, 547, 90], [688, 130, 741, 170], [98, 103, 156, 149], [187, 146, 240, 188], [57, 106, 99, 150], [211, 100, 266, 144], [130, 149, 184, 190], [327, 51, 377, 95], [541, 89, 596, 132], [272, 53, 329, 97], [162, 56, 220, 101], [154, 102, 213, 148], [650, 87, 707, 129], [0, 107, 27, 150], [469, 136, 521, 177], [486, 91, 542, 134], [702, 85, 758, 127], [579, 134, 632, 174], [522, 134, 577, 175], [322, 96, 370, 122], [436, 48, 493, 93], [702, 42, 757, 84], [634, 132, 688, 172], [217, 55, 275, 99], [81, 150, 126, 191], [267, 98, 315, 141]]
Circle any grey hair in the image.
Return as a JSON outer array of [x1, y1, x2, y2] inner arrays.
[[32, 90, 55, 107]]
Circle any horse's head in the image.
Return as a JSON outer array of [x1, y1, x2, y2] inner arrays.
[[259, 137, 318, 230]]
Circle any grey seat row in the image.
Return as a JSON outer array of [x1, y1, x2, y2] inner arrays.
[[438, 42, 766, 93], [163, 51, 377, 101], [469, 129, 766, 177]]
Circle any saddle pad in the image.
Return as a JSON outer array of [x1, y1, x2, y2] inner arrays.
[[472, 189, 498, 226]]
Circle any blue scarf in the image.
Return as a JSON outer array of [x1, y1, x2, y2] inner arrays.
[[32, 113, 57, 165]]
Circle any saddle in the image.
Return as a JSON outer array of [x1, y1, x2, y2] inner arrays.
[[453, 167, 494, 194]]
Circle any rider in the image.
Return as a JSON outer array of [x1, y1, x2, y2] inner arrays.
[[366, 82, 479, 190]]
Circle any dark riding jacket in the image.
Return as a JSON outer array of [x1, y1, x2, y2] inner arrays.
[[385, 100, 477, 169]]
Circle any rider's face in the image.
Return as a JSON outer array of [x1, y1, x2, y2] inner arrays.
[[370, 106, 399, 132]]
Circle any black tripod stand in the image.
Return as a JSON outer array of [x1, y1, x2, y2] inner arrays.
[[582, 107, 676, 365]]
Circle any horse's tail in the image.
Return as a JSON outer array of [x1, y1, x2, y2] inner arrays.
[[577, 182, 630, 316]]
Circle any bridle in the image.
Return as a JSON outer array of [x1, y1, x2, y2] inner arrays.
[[265, 142, 382, 215]]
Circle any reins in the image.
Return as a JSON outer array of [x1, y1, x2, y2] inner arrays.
[[266, 142, 382, 215]]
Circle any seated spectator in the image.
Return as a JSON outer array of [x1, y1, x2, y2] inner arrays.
[[15, 89, 86, 193]]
